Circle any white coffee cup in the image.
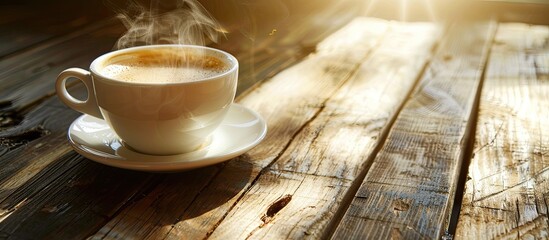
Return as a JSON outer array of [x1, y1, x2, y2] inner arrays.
[[56, 45, 238, 155]]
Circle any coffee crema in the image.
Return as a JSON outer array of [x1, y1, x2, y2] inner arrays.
[[101, 49, 229, 83]]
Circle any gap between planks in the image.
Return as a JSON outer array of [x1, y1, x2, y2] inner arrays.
[[322, 23, 447, 240], [330, 20, 497, 239], [455, 22, 549, 239], [230, 30, 396, 240], [0, 15, 372, 240], [191, 19, 394, 240], [89, 18, 441, 239], [445, 19, 498, 237], [205, 20, 441, 239]]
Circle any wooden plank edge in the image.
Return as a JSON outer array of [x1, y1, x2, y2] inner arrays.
[[161, 18, 393, 240], [320, 22, 447, 240], [203, 35, 390, 240], [204, 20, 441, 239], [330, 19, 498, 239], [445, 19, 498, 238], [0, 18, 118, 64]]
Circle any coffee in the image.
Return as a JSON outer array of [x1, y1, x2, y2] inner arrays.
[[101, 49, 229, 83]]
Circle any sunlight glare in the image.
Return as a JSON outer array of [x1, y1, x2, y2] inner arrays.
[[363, 0, 438, 22], [401, 0, 409, 22], [422, 0, 438, 21]]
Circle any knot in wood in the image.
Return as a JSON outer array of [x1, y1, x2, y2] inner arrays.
[[392, 199, 410, 212], [260, 194, 292, 225]]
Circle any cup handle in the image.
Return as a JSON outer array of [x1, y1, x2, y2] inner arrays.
[[55, 68, 103, 119]]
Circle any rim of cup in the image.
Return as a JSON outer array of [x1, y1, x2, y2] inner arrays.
[[90, 44, 239, 86]]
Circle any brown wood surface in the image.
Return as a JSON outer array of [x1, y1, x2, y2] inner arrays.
[[91, 17, 416, 239], [455, 23, 549, 239], [0, 1, 368, 239], [0, 1, 112, 58], [1, 0, 549, 239], [331, 21, 496, 239], [208, 20, 440, 239]]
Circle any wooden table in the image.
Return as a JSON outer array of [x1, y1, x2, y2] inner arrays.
[[1, 1, 548, 239]]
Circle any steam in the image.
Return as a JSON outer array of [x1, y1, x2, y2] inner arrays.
[[107, 0, 226, 49]]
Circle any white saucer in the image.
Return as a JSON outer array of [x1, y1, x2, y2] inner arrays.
[[68, 104, 267, 172]]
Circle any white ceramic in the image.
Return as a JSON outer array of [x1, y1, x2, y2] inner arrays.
[[68, 104, 266, 172], [56, 45, 238, 155]]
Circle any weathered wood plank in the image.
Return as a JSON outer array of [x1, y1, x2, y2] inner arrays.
[[0, 152, 155, 239], [90, 17, 399, 239], [209, 0, 365, 95], [0, 84, 161, 239], [0, 21, 125, 187], [0, 48, 298, 240], [331, 21, 496, 239], [0, 2, 112, 58], [0, 23, 122, 112], [93, 159, 255, 239], [212, 23, 438, 239], [0, 86, 244, 239], [0, 21, 123, 164], [0, 17, 157, 240], [211, 171, 352, 239], [456, 23, 549, 239], [188, 19, 436, 239], [0, 6, 369, 239], [209, 20, 440, 240], [271, 21, 439, 179], [0, 19, 124, 202], [0, 17, 310, 152]]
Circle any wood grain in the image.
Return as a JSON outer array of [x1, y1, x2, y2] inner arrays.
[[210, 20, 439, 240], [331, 21, 497, 239], [91, 17, 394, 239], [455, 23, 549, 239], [209, 0, 366, 95], [0, 1, 112, 58], [0, 83, 159, 239], [0, 21, 121, 114], [0, 20, 124, 205], [0, 5, 370, 239], [2, 1, 546, 238]]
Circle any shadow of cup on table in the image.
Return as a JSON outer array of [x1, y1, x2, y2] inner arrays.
[[100, 154, 254, 232], [175, 154, 254, 220], [0, 151, 252, 238]]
